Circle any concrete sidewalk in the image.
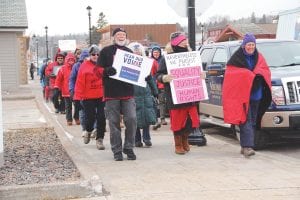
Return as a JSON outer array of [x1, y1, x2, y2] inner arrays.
[[2, 79, 300, 200]]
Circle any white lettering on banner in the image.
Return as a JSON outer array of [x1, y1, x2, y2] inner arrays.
[[111, 49, 153, 87]]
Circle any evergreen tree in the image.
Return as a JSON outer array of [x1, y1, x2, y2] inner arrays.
[[89, 12, 108, 45], [259, 14, 267, 24], [97, 12, 108, 29], [251, 12, 256, 23]]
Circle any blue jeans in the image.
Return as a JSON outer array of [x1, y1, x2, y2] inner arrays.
[[239, 100, 260, 148], [136, 126, 151, 143]]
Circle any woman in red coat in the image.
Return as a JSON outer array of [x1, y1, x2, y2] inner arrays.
[[45, 52, 65, 113], [54, 52, 76, 125], [222, 33, 272, 157], [75, 45, 106, 150]]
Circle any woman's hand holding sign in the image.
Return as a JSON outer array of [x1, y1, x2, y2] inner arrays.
[[162, 74, 174, 83], [200, 71, 206, 79]]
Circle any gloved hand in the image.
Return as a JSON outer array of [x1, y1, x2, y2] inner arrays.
[[162, 74, 173, 83], [104, 67, 117, 76], [145, 75, 152, 82]]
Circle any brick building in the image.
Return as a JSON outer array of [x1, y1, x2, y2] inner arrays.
[[98, 24, 182, 48], [206, 23, 277, 43]]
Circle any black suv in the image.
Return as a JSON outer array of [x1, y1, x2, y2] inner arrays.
[[199, 39, 300, 149]]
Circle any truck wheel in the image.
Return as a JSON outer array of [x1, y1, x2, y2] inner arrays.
[[233, 126, 268, 150]]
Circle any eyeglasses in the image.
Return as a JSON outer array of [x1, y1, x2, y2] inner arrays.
[[57, 57, 64, 60], [91, 53, 99, 56]]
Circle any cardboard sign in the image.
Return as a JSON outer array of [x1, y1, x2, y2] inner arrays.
[[53, 66, 62, 76], [111, 49, 153, 87], [165, 51, 208, 104]]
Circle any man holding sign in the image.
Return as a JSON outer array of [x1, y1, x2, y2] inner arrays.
[[156, 32, 207, 155], [97, 28, 137, 161]]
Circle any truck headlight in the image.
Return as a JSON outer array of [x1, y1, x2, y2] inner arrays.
[[273, 116, 283, 124], [272, 86, 285, 105]]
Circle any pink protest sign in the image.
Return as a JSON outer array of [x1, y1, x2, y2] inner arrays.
[[165, 51, 208, 104]]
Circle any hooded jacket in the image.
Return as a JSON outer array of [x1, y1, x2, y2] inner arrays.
[[69, 49, 89, 100], [222, 47, 272, 125], [45, 52, 65, 88], [54, 53, 76, 97], [150, 47, 164, 89]]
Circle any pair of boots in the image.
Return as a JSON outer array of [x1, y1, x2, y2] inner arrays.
[[174, 132, 190, 154]]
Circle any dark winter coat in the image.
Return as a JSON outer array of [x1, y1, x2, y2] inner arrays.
[[134, 76, 158, 128], [155, 44, 199, 110], [97, 44, 134, 99]]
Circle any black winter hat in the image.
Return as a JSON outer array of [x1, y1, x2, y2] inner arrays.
[[112, 27, 127, 36]]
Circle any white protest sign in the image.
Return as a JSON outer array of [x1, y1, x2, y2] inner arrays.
[[111, 49, 153, 87], [58, 40, 76, 51], [165, 51, 208, 104]]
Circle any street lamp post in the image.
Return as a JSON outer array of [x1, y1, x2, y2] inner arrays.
[[86, 6, 92, 46], [32, 34, 39, 75], [45, 26, 49, 59], [187, 0, 207, 146], [187, 0, 196, 50], [201, 24, 204, 44]]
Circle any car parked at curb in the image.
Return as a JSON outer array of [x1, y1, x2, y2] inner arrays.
[[199, 39, 300, 149]]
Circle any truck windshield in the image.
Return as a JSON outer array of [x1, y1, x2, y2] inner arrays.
[[257, 42, 300, 68]]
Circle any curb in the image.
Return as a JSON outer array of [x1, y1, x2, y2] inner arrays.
[[1, 88, 107, 199], [33, 95, 108, 199], [0, 180, 104, 200]]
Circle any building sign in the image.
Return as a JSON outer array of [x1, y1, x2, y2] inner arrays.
[[111, 49, 153, 87], [165, 51, 208, 104]]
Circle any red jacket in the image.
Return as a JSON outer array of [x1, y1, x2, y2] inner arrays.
[[222, 50, 271, 125], [151, 59, 164, 89], [75, 60, 104, 100], [54, 53, 75, 97], [45, 61, 63, 88]]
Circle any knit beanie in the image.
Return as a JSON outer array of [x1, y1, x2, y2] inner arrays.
[[170, 32, 187, 46], [242, 33, 256, 47], [151, 45, 161, 52], [88, 44, 100, 55], [112, 27, 127, 36], [128, 42, 145, 56]]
